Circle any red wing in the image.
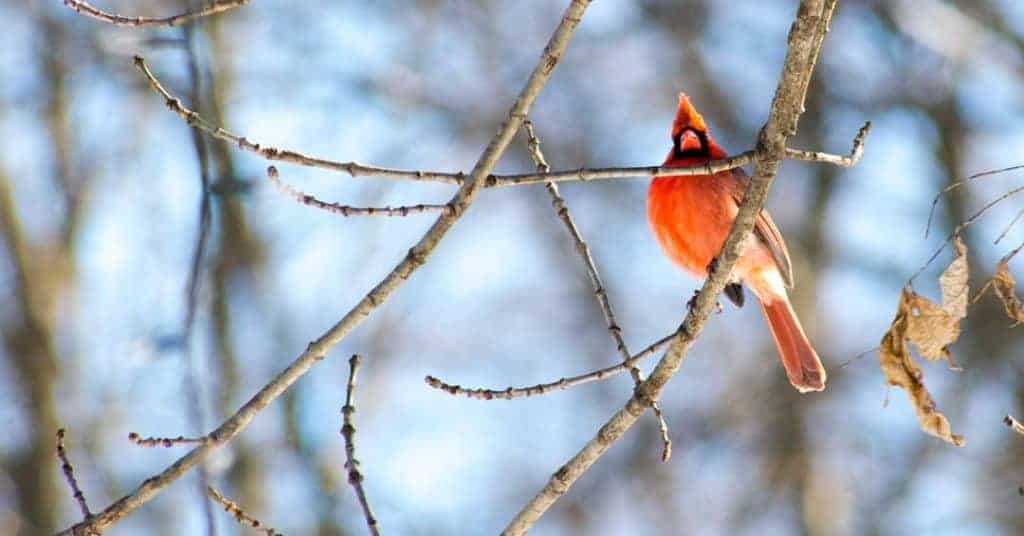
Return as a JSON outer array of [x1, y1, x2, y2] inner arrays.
[[729, 168, 794, 288]]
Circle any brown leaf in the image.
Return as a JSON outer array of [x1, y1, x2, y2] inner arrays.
[[939, 236, 969, 318], [905, 294, 960, 363], [993, 261, 1024, 323], [878, 290, 965, 446]]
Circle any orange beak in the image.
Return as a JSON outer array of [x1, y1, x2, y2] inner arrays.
[[679, 129, 702, 152]]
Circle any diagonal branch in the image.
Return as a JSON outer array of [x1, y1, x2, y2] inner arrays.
[[63, 0, 249, 27], [522, 120, 672, 461], [206, 486, 281, 536], [58, 1, 593, 533], [133, 55, 465, 184], [501, 1, 841, 534]]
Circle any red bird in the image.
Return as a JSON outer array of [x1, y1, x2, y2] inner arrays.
[[647, 94, 826, 393]]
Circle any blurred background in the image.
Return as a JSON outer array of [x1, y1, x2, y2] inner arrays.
[[2, 0, 1024, 534]]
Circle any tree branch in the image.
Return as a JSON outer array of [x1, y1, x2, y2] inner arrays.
[[56, 429, 93, 524], [500, 1, 841, 533], [127, 432, 209, 448], [424, 332, 675, 400], [522, 120, 671, 460], [267, 166, 451, 217], [341, 355, 379, 536], [58, 1, 593, 533], [132, 55, 867, 188], [206, 486, 281, 536], [63, 0, 249, 27]]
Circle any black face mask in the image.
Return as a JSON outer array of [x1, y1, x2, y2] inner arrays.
[[672, 127, 710, 160]]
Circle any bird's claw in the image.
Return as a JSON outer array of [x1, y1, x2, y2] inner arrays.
[[686, 289, 723, 314]]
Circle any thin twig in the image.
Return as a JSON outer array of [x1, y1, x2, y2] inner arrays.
[[995, 206, 1024, 245], [925, 163, 1024, 238], [910, 185, 1024, 285], [1005, 415, 1024, 435], [60, 3, 593, 533], [501, 2, 841, 533], [133, 55, 866, 189], [206, 486, 281, 536], [835, 346, 881, 369], [267, 166, 451, 216], [128, 432, 209, 448], [425, 333, 675, 400], [783, 120, 871, 167], [972, 240, 1024, 307], [523, 119, 672, 461], [63, 0, 249, 27], [341, 355, 380, 536], [56, 429, 93, 521]]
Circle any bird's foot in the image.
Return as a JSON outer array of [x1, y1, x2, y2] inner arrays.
[[686, 289, 723, 314]]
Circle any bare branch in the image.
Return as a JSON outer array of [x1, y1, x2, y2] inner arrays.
[[995, 206, 1024, 245], [133, 54, 867, 189], [501, 1, 841, 533], [341, 355, 380, 536], [1005, 415, 1024, 435], [63, 0, 249, 27], [267, 166, 451, 217], [133, 55, 464, 184], [127, 432, 209, 448], [56, 429, 93, 523], [910, 185, 1024, 285], [424, 333, 675, 400], [784, 120, 871, 167], [523, 119, 671, 460], [60, 2, 593, 533], [925, 163, 1024, 238], [206, 486, 281, 536]]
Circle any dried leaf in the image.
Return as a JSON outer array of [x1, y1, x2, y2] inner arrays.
[[905, 294, 960, 363], [993, 261, 1024, 323], [939, 236, 969, 318], [878, 290, 965, 446]]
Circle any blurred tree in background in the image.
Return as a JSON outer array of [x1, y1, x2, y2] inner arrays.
[[1, 0, 1023, 534]]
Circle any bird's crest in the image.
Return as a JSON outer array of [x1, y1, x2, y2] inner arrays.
[[671, 93, 708, 137]]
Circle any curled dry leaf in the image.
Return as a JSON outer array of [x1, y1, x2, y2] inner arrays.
[[879, 290, 965, 446], [878, 239, 968, 446], [905, 295, 961, 364], [904, 236, 968, 366], [992, 261, 1024, 324]]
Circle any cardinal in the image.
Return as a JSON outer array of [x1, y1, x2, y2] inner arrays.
[[647, 94, 826, 393]]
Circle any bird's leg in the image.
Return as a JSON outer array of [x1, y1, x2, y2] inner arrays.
[[706, 256, 720, 277], [686, 289, 723, 314]]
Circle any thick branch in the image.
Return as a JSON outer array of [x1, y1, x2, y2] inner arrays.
[[501, 1, 840, 534], [63, 0, 249, 27], [59, 2, 593, 533]]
